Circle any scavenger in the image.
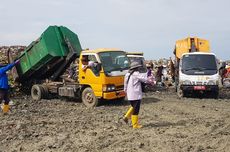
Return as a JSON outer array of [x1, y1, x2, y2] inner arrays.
[[0, 60, 20, 113]]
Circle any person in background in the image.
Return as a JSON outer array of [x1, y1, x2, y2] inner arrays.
[[219, 62, 227, 85], [123, 61, 149, 129], [0, 59, 20, 114], [149, 61, 154, 70], [169, 57, 175, 82], [146, 64, 152, 77], [156, 65, 163, 84], [146, 64, 155, 85]]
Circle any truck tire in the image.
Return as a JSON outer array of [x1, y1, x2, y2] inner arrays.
[[40, 85, 49, 99], [31, 85, 43, 101], [81, 87, 98, 108], [213, 90, 219, 99]]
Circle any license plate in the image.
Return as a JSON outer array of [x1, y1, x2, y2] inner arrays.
[[194, 86, 206, 90]]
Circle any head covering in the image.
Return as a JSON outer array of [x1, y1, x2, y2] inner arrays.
[[129, 61, 142, 70]]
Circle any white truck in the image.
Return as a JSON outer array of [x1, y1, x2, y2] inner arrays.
[[173, 37, 220, 98]]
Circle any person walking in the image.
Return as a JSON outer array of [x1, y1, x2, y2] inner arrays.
[[0, 59, 20, 114], [123, 61, 148, 129]]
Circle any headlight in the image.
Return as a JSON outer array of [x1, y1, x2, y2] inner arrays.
[[207, 80, 216, 85], [183, 80, 191, 85], [103, 84, 116, 92]]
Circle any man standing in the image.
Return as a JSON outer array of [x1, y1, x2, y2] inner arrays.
[[0, 60, 20, 114]]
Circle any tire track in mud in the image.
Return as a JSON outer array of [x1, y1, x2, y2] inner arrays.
[[0, 88, 230, 151], [140, 89, 230, 152]]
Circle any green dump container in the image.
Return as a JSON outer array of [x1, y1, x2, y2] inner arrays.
[[16, 25, 82, 81]]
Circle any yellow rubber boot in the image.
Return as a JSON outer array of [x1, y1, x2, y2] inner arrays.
[[123, 107, 134, 124], [2, 104, 10, 114], [131, 115, 142, 129]]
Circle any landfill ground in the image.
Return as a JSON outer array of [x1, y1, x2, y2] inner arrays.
[[0, 88, 230, 152]]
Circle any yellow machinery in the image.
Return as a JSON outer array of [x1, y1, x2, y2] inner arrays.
[[174, 37, 210, 61], [78, 49, 129, 107], [12, 26, 129, 107]]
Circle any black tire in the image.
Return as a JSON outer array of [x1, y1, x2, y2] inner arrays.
[[31, 85, 43, 101], [81, 87, 98, 108], [213, 90, 219, 99], [40, 85, 49, 99]]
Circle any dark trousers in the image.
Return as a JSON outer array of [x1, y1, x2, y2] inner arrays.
[[129, 100, 141, 115], [0, 89, 10, 105]]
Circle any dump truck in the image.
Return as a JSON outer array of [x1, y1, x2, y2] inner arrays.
[[10, 26, 129, 107], [172, 37, 220, 98]]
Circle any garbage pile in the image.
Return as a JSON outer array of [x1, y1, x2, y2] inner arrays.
[[0, 46, 25, 64]]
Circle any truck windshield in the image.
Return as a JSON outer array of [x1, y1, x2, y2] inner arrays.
[[182, 54, 217, 75], [99, 51, 129, 76]]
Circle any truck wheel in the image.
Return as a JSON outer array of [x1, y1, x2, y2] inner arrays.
[[31, 85, 43, 101], [81, 87, 98, 108], [213, 90, 219, 99], [40, 85, 49, 99]]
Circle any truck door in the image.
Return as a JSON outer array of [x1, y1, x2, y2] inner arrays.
[[79, 54, 103, 97]]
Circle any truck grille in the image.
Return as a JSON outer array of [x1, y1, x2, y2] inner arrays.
[[192, 81, 204, 85], [196, 81, 203, 85]]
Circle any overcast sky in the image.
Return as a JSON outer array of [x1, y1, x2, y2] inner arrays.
[[1, 0, 230, 60]]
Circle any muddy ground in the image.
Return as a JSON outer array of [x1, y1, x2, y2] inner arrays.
[[0, 88, 230, 152]]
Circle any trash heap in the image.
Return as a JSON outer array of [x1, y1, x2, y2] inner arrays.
[[0, 46, 25, 64]]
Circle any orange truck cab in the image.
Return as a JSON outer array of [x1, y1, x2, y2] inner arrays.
[[79, 49, 129, 107]]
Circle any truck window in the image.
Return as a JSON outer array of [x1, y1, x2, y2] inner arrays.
[[128, 57, 147, 73], [99, 51, 129, 76], [182, 54, 217, 75], [88, 55, 97, 62], [82, 54, 100, 76]]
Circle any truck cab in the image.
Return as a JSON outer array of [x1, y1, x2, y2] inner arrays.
[[173, 37, 220, 98], [178, 52, 219, 97], [79, 49, 129, 107]]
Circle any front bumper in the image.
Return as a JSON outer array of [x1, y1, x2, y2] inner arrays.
[[103, 90, 125, 100], [181, 85, 218, 91]]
